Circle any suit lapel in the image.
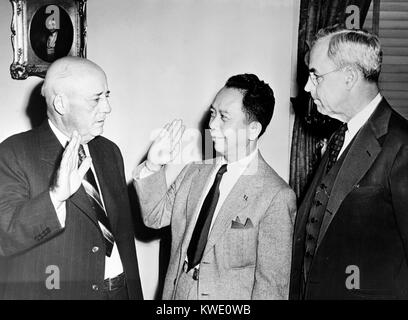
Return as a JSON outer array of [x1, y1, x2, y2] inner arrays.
[[316, 99, 392, 249], [202, 153, 265, 258]]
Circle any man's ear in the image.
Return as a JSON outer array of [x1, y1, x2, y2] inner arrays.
[[344, 66, 359, 90], [52, 94, 69, 115], [248, 121, 262, 140]]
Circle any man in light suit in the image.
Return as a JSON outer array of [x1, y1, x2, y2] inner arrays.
[[290, 27, 408, 299], [134, 74, 296, 300], [0, 57, 143, 299]]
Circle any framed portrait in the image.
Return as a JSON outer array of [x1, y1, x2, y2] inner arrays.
[[10, 0, 87, 79]]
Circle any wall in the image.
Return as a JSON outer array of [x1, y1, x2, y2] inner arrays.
[[0, 0, 299, 299]]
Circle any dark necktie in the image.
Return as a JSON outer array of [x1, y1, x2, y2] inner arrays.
[[78, 145, 114, 257], [187, 164, 228, 271], [326, 123, 348, 174]]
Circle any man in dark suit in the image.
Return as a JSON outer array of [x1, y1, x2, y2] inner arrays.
[[290, 26, 408, 299], [0, 57, 143, 300]]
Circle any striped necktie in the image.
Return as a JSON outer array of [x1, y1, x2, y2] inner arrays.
[[78, 145, 114, 257]]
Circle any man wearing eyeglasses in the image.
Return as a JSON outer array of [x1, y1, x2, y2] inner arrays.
[[290, 26, 408, 299]]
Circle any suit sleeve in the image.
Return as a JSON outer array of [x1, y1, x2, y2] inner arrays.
[[252, 187, 297, 300], [390, 145, 408, 262], [133, 162, 191, 229], [0, 141, 63, 257]]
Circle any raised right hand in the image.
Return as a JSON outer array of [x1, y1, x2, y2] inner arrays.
[[50, 131, 92, 203], [146, 119, 185, 170]]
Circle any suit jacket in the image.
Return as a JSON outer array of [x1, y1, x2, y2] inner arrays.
[[134, 152, 296, 300], [0, 122, 143, 300], [290, 98, 408, 300]]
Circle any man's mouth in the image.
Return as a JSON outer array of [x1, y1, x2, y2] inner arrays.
[[211, 135, 224, 141]]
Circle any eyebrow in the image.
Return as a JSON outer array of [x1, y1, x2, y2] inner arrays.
[[91, 90, 110, 98]]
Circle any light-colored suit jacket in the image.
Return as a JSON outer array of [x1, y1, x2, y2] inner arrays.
[[134, 152, 296, 300]]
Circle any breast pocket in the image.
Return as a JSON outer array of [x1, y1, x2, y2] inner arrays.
[[223, 227, 257, 269], [347, 184, 387, 206]]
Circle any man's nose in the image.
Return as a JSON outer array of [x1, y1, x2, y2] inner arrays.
[[209, 115, 218, 130], [304, 76, 313, 93], [101, 98, 112, 114]]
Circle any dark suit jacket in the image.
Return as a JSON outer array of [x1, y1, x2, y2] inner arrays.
[[0, 122, 143, 299], [290, 98, 408, 300]]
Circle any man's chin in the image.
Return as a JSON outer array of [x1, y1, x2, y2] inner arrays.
[[315, 103, 327, 116], [213, 141, 225, 156]]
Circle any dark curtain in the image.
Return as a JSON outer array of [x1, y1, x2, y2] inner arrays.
[[289, 0, 372, 203]]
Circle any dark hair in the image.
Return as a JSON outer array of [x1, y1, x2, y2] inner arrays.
[[225, 73, 275, 137]]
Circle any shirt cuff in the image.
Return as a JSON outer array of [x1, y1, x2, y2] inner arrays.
[[49, 191, 67, 228], [134, 161, 161, 180]]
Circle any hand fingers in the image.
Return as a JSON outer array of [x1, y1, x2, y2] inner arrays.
[[170, 142, 181, 161], [72, 136, 82, 169], [158, 122, 171, 139], [170, 124, 185, 160], [61, 131, 79, 168], [172, 123, 185, 146], [168, 119, 182, 143], [67, 132, 81, 171], [170, 119, 182, 136]]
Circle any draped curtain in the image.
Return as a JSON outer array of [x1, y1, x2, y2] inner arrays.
[[289, 0, 372, 203]]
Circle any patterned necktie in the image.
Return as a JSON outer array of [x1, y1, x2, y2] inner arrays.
[[78, 145, 114, 257], [326, 123, 348, 174], [187, 164, 228, 271]]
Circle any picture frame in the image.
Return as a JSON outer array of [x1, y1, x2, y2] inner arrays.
[[10, 0, 87, 80]]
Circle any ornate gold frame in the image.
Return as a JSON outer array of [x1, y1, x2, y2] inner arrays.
[[10, 0, 87, 79]]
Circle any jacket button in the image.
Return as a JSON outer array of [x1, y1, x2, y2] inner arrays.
[[92, 284, 99, 291], [92, 246, 99, 253]]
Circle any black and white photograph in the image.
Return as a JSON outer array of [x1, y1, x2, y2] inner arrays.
[[0, 0, 408, 311]]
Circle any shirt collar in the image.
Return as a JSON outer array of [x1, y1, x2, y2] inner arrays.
[[347, 93, 382, 136], [48, 119, 90, 154], [217, 146, 259, 174], [48, 119, 69, 147]]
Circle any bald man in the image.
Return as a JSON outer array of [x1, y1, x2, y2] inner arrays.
[[0, 57, 143, 300]]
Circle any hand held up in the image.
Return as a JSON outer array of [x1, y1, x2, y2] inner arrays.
[[50, 131, 92, 203], [146, 119, 185, 171]]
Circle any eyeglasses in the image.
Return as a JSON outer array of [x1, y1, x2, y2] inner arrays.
[[309, 68, 341, 86]]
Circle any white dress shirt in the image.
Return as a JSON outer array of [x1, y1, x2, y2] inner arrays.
[[48, 120, 123, 279], [337, 93, 382, 160]]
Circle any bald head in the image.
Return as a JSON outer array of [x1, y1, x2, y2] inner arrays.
[[42, 57, 106, 108], [42, 57, 111, 143]]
